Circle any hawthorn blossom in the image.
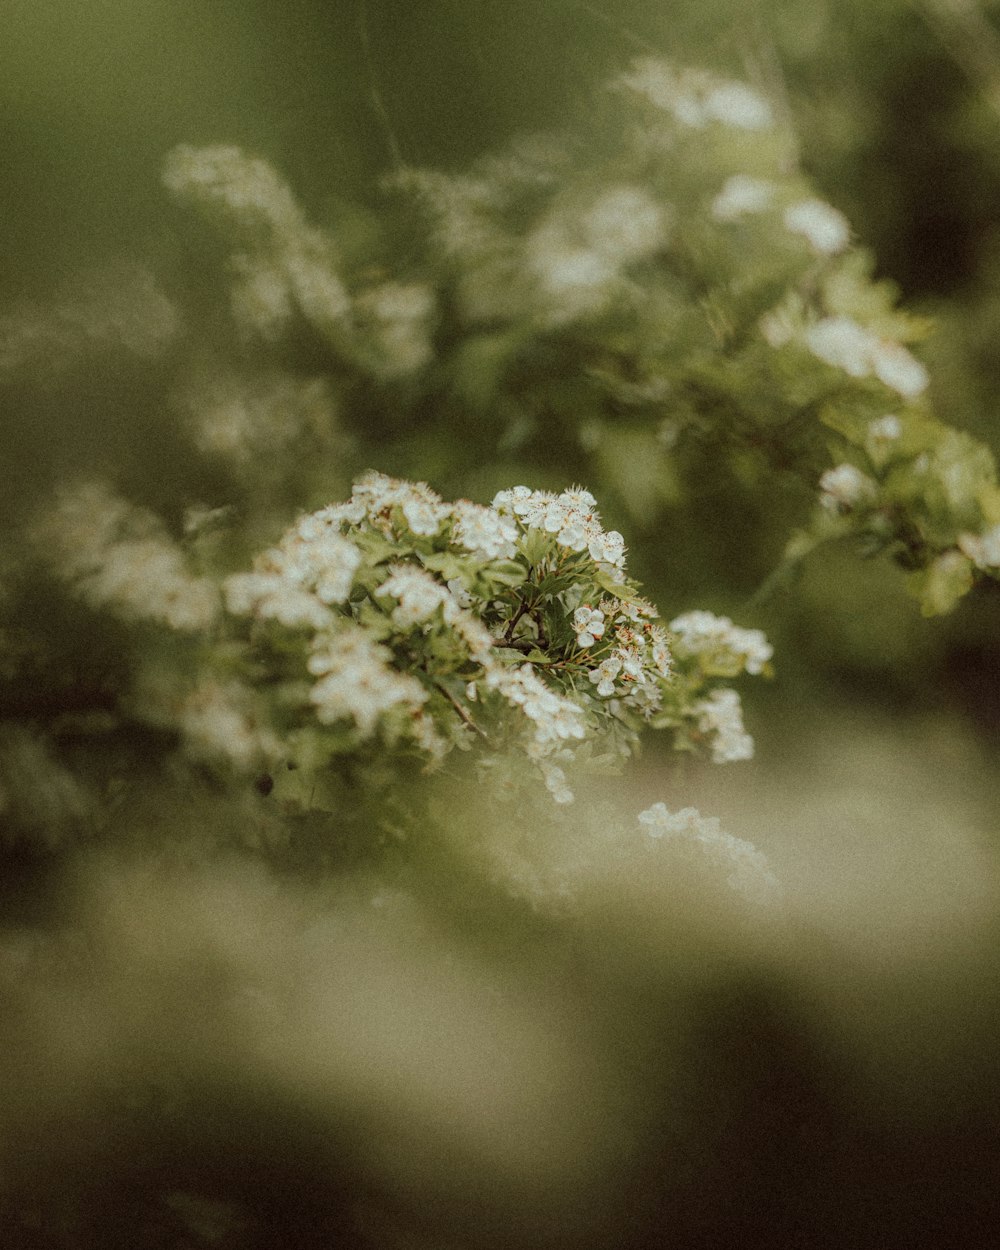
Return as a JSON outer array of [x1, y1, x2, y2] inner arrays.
[[711, 175, 776, 221], [819, 463, 879, 513], [784, 199, 850, 255], [573, 605, 606, 648]]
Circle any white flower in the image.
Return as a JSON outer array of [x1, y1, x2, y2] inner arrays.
[[224, 572, 332, 630], [669, 611, 772, 675], [492, 486, 534, 514], [354, 280, 435, 378], [34, 482, 220, 632], [402, 497, 443, 537], [958, 524, 1000, 569], [649, 625, 673, 678], [446, 577, 474, 609], [582, 186, 666, 264], [819, 463, 878, 513], [870, 341, 929, 399], [692, 688, 754, 763], [803, 316, 929, 399], [711, 175, 776, 221], [378, 564, 450, 628], [350, 472, 446, 536], [573, 604, 606, 648], [588, 655, 622, 697], [783, 199, 850, 255], [637, 804, 780, 903], [451, 500, 519, 560], [307, 628, 427, 736], [178, 680, 281, 770], [804, 316, 874, 376], [869, 414, 902, 442], [485, 663, 587, 749], [540, 761, 574, 805], [703, 82, 773, 129], [587, 529, 626, 568], [618, 59, 705, 125], [526, 221, 616, 324]]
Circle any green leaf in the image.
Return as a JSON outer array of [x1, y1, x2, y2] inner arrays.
[[907, 551, 973, 616]]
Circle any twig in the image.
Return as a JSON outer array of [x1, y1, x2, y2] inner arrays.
[[916, 0, 1000, 124], [357, 0, 405, 169], [553, 0, 660, 55], [434, 680, 488, 738]]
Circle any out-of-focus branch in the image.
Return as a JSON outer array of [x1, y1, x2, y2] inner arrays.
[[916, 0, 1000, 122]]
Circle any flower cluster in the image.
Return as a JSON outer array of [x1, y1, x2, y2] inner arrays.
[[160, 57, 1000, 621], [31, 482, 220, 632], [222, 475, 768, 801], [637, 803, 780, 904]]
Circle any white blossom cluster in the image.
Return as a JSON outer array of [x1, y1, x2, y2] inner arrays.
[[491, 485, 626, 569], [524, 184, 668, 326], [616, 60, 775, 131], [163, 144, 352, 346], [668, 611, 773, 676], [172, 367, 340, 469], [958, 524, 1000, 570], [711, 181, 850, 257], [819, 463, 879, 514], [306, 626, 437, 744], [224, 514, 362, 630], [710, 174, 776, 221], [32, 482, 220, 631], [802, 316, 929, 399], [637, 803, 780, 904], [221, 474, 767, 801], [166, 145, 440, 380], [782, 199, 851, 255], [690, 688, 754, 764], [177, 679, 284, 771]]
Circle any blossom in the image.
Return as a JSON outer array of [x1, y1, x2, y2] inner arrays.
[[869, 414, 902, 443], [485, 664, 587, 751], [669, 611, 772, 675], [572, 605, 606, 648], [33, 482, 220, 631], [378, 564, 450, 628], [354, 281, 435, 378], [587, 529, 626, 568], [451, 501, 519, 560], [711, 175, 776, 221], [581, 186, 667, 264], [307, 628, 428, 736], [618, 60, 772, 131], [783, 199, 850, 255], [819, 463, 878, 513], [803, 317, 929, 398], [691, 688, 754, 763], [637, 804, 780, 903], [870, 340, 929, 399], [540, 761, 574, 805], [224, 571, 333, 630], [702, 82, 774, 129], [958, 524, 1000, 569], [588, 656, 622, 697], [178, 680, 281, 770], [350, 471, 446, 536]]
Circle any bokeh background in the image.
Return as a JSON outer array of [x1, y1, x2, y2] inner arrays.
[[3, 3, 1000, 1247]]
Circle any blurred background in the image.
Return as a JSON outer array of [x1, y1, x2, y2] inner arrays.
[[3, 2, 1000, 1246]]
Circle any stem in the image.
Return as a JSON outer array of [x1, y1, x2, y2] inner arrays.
[[503, 595, 531, 643], [434, 681, 488, 739]]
